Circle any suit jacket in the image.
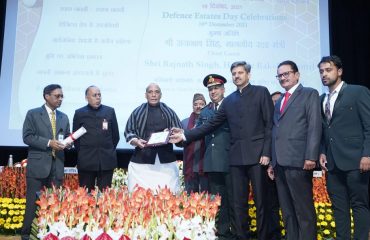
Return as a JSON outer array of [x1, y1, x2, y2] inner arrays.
[[73, 104, 120, 171], [186, 84, 274, 166], [198, 102, 231, 172], [23, 105, 70, 179], [271, 84, 321, 168], [321, 83, 370, 171]]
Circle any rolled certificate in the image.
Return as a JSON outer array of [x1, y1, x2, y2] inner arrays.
[[61, 126, 87, 145]]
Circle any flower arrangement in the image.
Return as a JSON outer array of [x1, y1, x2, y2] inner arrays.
[[0, 197, 26, 234], [35, 186, 221, 239], [316, 202, 337, 240], [63, 174, 79, 190], [0, 167, 27, 198], [111, 168, 128, 189]]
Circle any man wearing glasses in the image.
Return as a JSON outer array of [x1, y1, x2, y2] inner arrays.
[[270, 61, 321, 240], [170, 61, 274, 239], [21, 84, 70, 240]]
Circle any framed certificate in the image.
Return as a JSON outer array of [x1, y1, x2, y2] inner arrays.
[[145, 131, 171, 147]]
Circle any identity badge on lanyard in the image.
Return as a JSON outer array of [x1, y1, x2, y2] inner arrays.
[[58, 131, 64, 141], [102, 119, 108, 130]]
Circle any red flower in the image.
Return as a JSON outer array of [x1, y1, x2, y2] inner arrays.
[[60, 237, 76, 240], [119, 235, 131, 240], [96, 232, 113, 240], [81, 235, 92, 240], [43, 233, 59, 240]]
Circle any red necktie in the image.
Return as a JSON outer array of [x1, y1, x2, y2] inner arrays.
[[280, 92, 291, 113]]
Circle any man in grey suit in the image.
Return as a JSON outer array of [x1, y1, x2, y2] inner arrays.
[[318, 55, 370, 239], [198, 74, 236, 239], [270, 60, 321, 240], [21, 84, 70, 240]]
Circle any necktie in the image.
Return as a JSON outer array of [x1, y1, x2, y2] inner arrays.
[[325, 91, 335, 124], [214, 103, 219, 111], [280, 92, 291, 113], [51, 111, 56, 157]]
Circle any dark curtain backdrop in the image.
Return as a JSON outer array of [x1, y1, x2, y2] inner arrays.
[[329, 0, 370, 89], [0, 1, 369, 165]]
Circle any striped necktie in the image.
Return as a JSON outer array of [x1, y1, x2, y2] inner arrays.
[[325, 91, 336, 124]]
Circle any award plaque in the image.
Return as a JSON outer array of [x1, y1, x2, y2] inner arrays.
[[145, 131, 171, 147]]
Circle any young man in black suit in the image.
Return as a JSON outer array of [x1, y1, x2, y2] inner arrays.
[[319, 55, 370, 240]]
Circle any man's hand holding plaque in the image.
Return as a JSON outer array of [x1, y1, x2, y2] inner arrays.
[[145, 130, 171, 147]]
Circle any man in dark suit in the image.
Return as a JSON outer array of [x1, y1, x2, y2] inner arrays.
[[270, 60, 321, 240], [198, 74, 236, 239], [21, 84, 70, 240], [171, 62, 274, 239], [73, 85, 120, 191], [318, 55, 370, 239]]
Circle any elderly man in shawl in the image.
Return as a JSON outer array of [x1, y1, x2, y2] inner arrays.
[[124, 83, 182, 193]]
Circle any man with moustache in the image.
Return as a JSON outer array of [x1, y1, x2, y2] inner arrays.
[[170, 61, 274, 239], [198, 74, 237, 239], [270, 60, 321, 240], [21, 84, 70, 240], [181, 93, 208, 193], [73, 85, 120, 191], [318, 55, 370, 239], [124, 83, 182, 194]]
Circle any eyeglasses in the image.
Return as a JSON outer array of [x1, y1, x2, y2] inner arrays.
[[49, 94, 64, 99], [276, 71, 295, 80]]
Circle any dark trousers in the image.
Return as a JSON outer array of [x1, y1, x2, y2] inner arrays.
[[327, 167, 370, 240], [208, 172, 237, 239], [21, 160, 61, 240], [184, 172, 209, 193], [78, 169, 114, 191], [266, 177, 282, 240], [230, 164, 269, 240], [275, 165, 316, 240]]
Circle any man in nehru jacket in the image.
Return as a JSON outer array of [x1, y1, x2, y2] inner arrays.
[[170, 61, 274, 239], [73, 85, 120, 191]]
